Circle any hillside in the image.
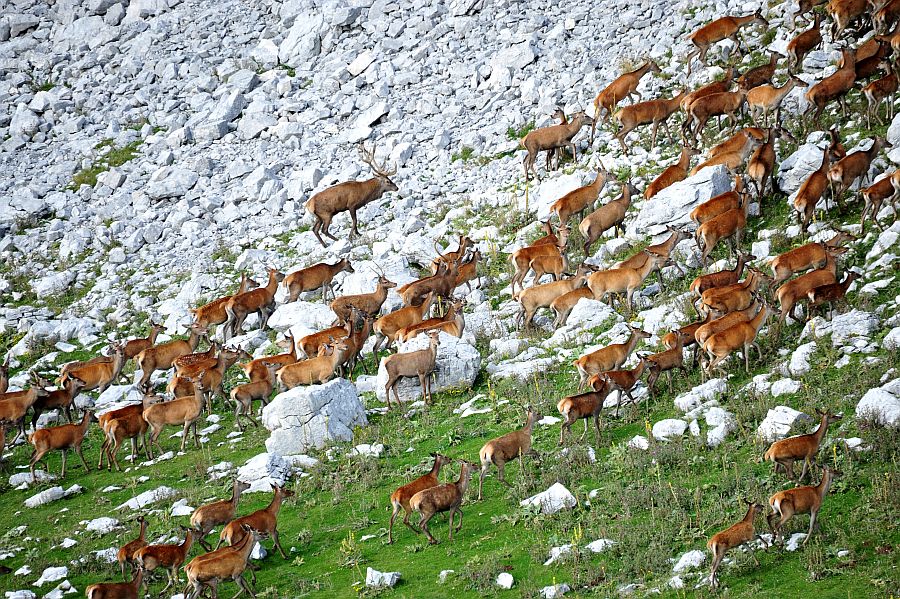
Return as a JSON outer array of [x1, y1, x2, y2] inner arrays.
[[1, 0, 900, 598]]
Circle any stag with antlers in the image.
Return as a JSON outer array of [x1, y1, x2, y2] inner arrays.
[[305, 142, 398, 247]]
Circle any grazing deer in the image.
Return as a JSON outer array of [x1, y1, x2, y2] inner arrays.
[[306, 142, 398, 246], [764, 409, 842, 481], [332, 273, 395, 324], [737, 50, 783, 90], [28, 409, 93, 481], [135, 323, 206, 391], [388, 453, 452, 544], [557, 375, 612, 446], [383, 330, 441, 407], [579, 181, 637, 255], [134, 527, 194, 595], [804, 48, 856, 122], [685, 10, 768, 74], [284, 258, 355, 302], [550, 166, 609, 226], [521, 112, 593, 181], [591, 60, 661, 138], [410, 460, 478, 544], [614, 91, 687, 153], [708, 500, 767, 590], [644, 146, 698, 199], [807, 270, 860, 319], [767, 466, 836, 544], [573, 326, 650, 389], [117, 516, 148, 581], [477, 408, 541, 500], [191, 479, 251, 550], [222, 267, 284, 341], [787, 11, 823, 69], [768, 230, 855, 285], [218, 484, 295, 559]]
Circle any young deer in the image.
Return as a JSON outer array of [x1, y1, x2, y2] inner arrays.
[[860, 173, 898, 232], [28, 409, 93, 481], [117, 516, 148, 580], [703, 304, 774, 375], [864, 61, 899, 127], [31, 374, 86, 427], [241, 334, 297, 382], [85, 568, 143, 599], [804, 48, 857, 121], [591, 60, 661, 137], [388, 452, 452, 543], [644, 335, 688, 397], [557, 375, 612, 446], [284, 258, 355, 302], [223, 267, 284, 341], [747, 76, 808, 127], [550, 167, 609, 226], [142, 376, 207, 458], [331, 274, 395, 324], [685, 10, 768, 74], [601, 358, 649, 417], [614, 91, 687, 153], [134, 527, 194, 595], [587, 252, 668, 312], [573, 326, 650, 389], [183, 525, 260, 599], [579, 181, 637, 254], [383, 330, 441, 407], [787, 11, 823, 69], [517, 264, 595, 329], [230, 361, 279, 430], [737, 50, 783, 90], [521, 112, 593, 181], [764, 409, 842, 481], [793, 145, 831, 232], [410, 460, 478, 544], [768, 230, 855, 284], [189, 272, 258, 334], [807, 270, 860, 318], [827, 136, 890, 208], [509, 225, 569, 295], [707, 500, 767, 590], [767, 466, 836, 544], [306, 142, 398, 246], [218, 484, 295, 559], [135, 323, 206, 391], [122, 322, 162, 362], [191, 479, 251, 550], [477, 408, 541, 500], [644, 146, 698, 199], [98, 393, 161, 471], [775, 246, 848, 323]]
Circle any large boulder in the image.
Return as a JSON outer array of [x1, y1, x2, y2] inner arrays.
[[267, 301, 335, 340], [145, 167, 198, 200], [375, 332, 480, 403], [279, 13, 325, 65], [756, 406, 812, 442], [856, 380, 900, 428], [262, 378, 367, 456], [520, 482, 576, 514], [629, 165, 731, 238], [777, 139, 827, 198]]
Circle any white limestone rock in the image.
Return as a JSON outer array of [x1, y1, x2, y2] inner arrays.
[[365, 568, 400, 589], [757, 406, 812, 442], [856, 381, 900, 428], [520, 482, 576, 514]]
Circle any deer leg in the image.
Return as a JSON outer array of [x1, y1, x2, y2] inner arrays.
[[60, 449, 68, 478], [76, 444, 90, 473], [709, 547, 724, 589], [497, 462, 512, 487], [803, 509, 818, 544], [478, 464, 489, 500], [349, 209, 361, 237], [419, 513, 438, 544], [447, 509, 455, 541], [650, 121, 660, 147], [272, 528, 288, 558]]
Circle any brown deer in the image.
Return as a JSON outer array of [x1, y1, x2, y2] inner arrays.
[[142, 376, 207, 458], [122, 322, 162, 362], [827, 136, 890, 208], [680, 67, 737, 112], [579, 181, 637, 255], [691, 252, 755, 298], [860, 173, 898, 232], [218, 484, 295, 559], [0, 354, 8, 394], [747, 76, 808, 127], [600, 358, 649, 417], [117, 516, 148, 580], [644, 335, 688, 397], [767, 466, 836, 544], [689, 176, 745, 225], [685, 10, 769, 74], [85, 568, 143, 599], [0, 373, 51, 444], [557, 376, 612, 446], [372, 293, 434, 355], [768, 230, 855, 284], [828, 0, 867, 38], [306, 142, 398, 246], [644, 146, 698, 199], [135, 323, 206, 391], [28, 409, 93, 481], [383, 330, 441, 407], [189, 273, 259, 334], [332, 273, 395, 323], [191, 479, 251, 550], [695, 299, 762, 348], [410, 460, 478, 544], [587, 252, 668, 312], [521, 112, 593, 181], [230, 361, 280, 429], [223, 267, 284, 341], [747, 126, 788, 199], [388, 452, 452, 543], [614, 90, 687, 153], [699, 269, 769, 316], [793, 145, 831, 232], [477, 408, 541, 500], [30, 374, 86, 427], [685, 90, 748, 142], [737, 51, 783, 90], [276, 339, 350, 389], [97, 393, 161, 471], [284, 258, 355, 302], [573, 326, 650, 389], [134, 527, 194, 594], [787, 11, 823, 69], [764, 409, 842, 481], [708, 501, 767, 590], [509, 225, 569, 295], [775, 246, 848, 322], [398, 299, 465, 342], [60, 343, 125, 394], [807, 270, 860, 318], [863, 61, 899, 127], [706, 128, 766, 161], [550, 166, 610, 226], [591, 60, 661, 137], [804, 47, 856, 121], [702, 304, 774, 375], [241, 334, 297, 382], [430, 234, 474, 275], [399, 253, 460, 306], [517, 264, 595, 329], [696, 192, 750, 266], [183, 526, 259, 599]]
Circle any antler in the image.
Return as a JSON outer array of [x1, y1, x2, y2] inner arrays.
[[433, 238, 447, 261], [358, 142, 397, 178]]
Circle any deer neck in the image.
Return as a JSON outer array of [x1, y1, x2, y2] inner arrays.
[[813, 413, 830, 444], [817, 470, 833, 497], [633, 360, 647, 378], [188, 330, 203, 351], [149, 328, 160, 344], [267, 491, 286, 518], [824, 253, 838, 274], [79, 411, 92, 432], [457, 468, 474, 495], [818, 148, 831, 172], [132, 568, 144, 588], [231, 483, 244, 508], [734, 13, 755, 26], [264, 271, 279, 296], [637, 256, 657, 279], [677, 148, 692, 171], [236, 532, 257, 560], [750, 307, 769, 333], [742, 504, 757, 524], [139, 519, 147, 541], [429, 457, 444, 478], [181, 530, 194, 553]]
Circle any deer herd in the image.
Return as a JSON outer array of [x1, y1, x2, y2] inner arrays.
[[1, 0, 896, 595]]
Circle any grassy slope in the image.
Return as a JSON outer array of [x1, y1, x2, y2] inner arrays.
[[2, 76, 900, 599]]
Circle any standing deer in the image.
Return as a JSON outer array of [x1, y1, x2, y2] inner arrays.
[[306, 142, 398, 246], [223, 267, 284, 341], [477, 408, 541, 500], [521, 112, 593, 181], [591, 60, 661, 138]]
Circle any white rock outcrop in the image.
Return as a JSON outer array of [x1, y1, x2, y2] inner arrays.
[[757, 406, 812, 442], [520, 482, 576, 514], [856, 380, 900, 428]]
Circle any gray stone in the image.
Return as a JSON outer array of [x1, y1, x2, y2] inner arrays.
[[32, 271, 75, 296], [491, 42, 537, 70], [279, 14, 324, 65], [7, 14, 40, 37], [757, 406, 812, 442], [856, 382, 900, 428], [631, 165, 731, 238], [520, 482, 576, 514], [145, 167, 198, 200], [10, 104, 40, 139], [365, 568, 401, 589]]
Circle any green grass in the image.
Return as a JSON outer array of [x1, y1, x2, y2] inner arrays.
[[69, 140, 143, 190]]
